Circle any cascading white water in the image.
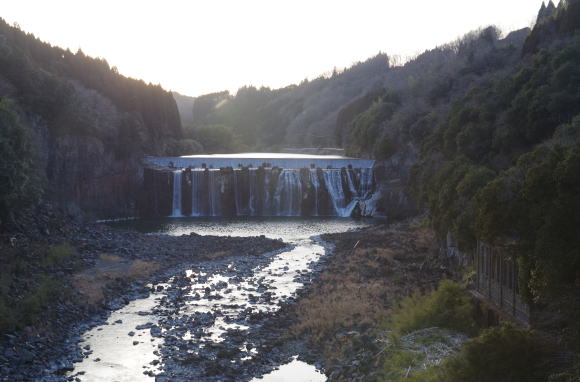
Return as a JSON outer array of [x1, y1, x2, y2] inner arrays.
[[273, 169, 302, 216], [322, 169, 357, 217], [359, 168, 374, 198], [191, 170, 205, 216], [249, 169, 258, 216], [168, 164, 374, 217], [233, 170, 242, 216], [310, 169, 320, 216], [263, 168, 272, 216], [171, 170, 183, 217], [208, 170, 220, 216], [345, 168, 358, 196]]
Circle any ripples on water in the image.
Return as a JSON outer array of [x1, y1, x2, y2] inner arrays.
[[70, 218, 377, 381], [109, 216, 376, 242]]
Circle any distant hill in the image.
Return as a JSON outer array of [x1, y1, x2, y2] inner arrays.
[[186, 26, 530, 154], [173, 91, 195, 127]]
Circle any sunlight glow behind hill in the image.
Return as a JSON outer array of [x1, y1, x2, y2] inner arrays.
[[3, 0, 545, 96]]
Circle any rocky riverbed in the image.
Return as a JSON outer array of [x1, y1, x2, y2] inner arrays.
[[0, 220, 287, 382], [1, 216, 450, 382]]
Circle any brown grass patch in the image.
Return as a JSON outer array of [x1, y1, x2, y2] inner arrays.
[[73, 254, 159, 305], [127, 259, 160, 279], [201, 251, 229, 260], [291, 221, 444, 360]]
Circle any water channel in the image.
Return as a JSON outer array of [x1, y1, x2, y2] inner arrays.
[[69, 217, 376, 381]]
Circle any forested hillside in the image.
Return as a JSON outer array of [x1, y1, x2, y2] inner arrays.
[[184, 54, 390, 152], [411, 0, 580, 302], [184, 27, 529, 155], [0, 19, 183, 225]]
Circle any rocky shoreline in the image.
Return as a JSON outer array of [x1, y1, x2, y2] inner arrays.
[[1, 216, 451, 382], [0, 221, 287, 382]]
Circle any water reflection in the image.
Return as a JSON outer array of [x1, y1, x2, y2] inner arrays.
[[109, 216, 376, 242], [71, 218, 376, 381]]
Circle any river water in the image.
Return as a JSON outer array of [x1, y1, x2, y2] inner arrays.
[[68, 217, 375, 381]]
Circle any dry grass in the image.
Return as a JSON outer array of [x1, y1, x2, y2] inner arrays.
[[127, 259, 160, 279], [73, 253, 159, 305], [201, 251, 228, 260], [293, 280, 391, 339], [286, 222, 448, 379], [290, 221, 444, 364]]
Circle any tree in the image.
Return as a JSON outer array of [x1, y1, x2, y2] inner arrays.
[[0, 99, 39, 223]]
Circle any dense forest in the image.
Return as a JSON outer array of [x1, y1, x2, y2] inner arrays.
[[411, 0, 580, 301], [0, 18, 183, 223]]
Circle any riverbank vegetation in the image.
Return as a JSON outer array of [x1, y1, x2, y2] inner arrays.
[[291, 222, 449, 380], [380, 280, 557, 382], [299, 215, 577, 381], [0, 242, 74, 332]]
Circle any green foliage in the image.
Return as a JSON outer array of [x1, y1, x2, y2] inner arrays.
[[412, 31, 580, 298], [0, 99, 40, 223], [346, 94, 400, 157], [43, 242, 75, 267], [164, 138, 204, 156], [475, 141, 580, 299], [436, 325, 547, 382], [382, 349, 426, 381], [389, 280, 477, 336], [19, 276, 60, 322], [381, 326, 553, 382], [184, 124, 240, 153], [0, 19, 182, 154], [0, 272, 63, 332]]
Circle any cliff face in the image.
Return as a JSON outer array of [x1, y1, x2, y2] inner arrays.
[[0, 19, 182, 224], [47, 136, 142, 218], [362, 149, 417, 218]]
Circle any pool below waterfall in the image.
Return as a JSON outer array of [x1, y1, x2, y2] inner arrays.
[[69, 217, 377, 381]]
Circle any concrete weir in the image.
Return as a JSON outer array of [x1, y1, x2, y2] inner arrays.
[[145, 153, 375, 170], [142, 153, 376, 218]]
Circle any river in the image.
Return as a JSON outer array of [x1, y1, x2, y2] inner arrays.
[[68, 217, 375, 381]]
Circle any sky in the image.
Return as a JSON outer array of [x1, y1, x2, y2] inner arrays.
[[2, 0, 547, 97]]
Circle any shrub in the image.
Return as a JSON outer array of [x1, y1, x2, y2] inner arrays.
[[382, 349, 426, 380], [44, 242, 75, 266], [436, 324, 548, 382], [19, 276, 61, 324], [389, 280, 477, 336]]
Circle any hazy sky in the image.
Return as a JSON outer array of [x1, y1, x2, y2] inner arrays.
[[3, 0, 546, 97]]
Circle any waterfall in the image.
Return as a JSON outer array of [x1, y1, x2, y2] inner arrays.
[[359, 168, 374, 198], [322, 169, 357, 217], [208, 170, 220, 216], [249, 169, 258, 216], [273, 169, 302, 216], [345, 168, 358, 196], [171, 170, 183, 217], [164, 163, 374, 217], [310, 169, 320, 216], [233, 169, 242, 216], [263, 168, 272, 216], [191, 170, 205, 216]]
